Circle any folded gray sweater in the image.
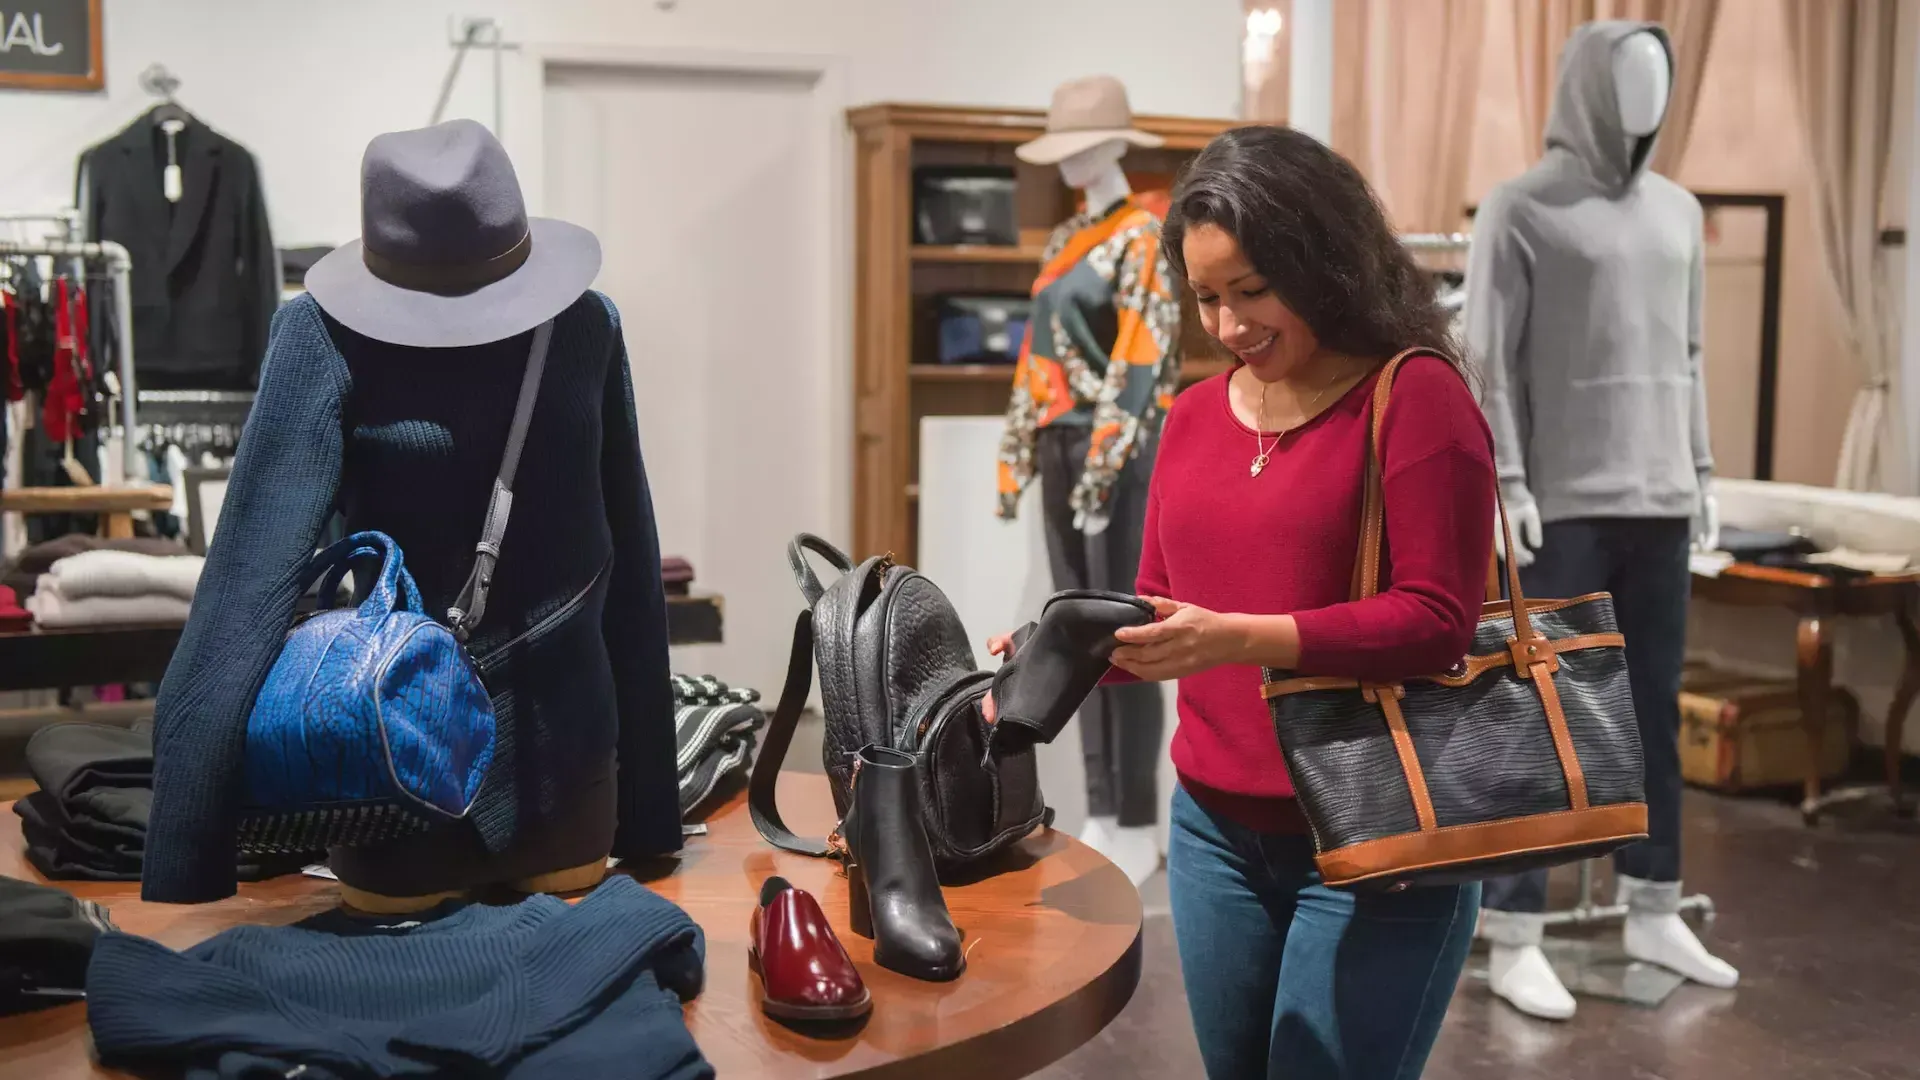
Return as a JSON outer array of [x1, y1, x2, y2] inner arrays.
[[1466, 20, 1712, 524]]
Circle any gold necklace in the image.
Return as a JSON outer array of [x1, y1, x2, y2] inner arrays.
[[1250, 369, 1345, 478]]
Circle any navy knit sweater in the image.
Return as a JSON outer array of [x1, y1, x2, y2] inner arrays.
[[86, 876, 712, 1079], [143, 291, 683, 902]]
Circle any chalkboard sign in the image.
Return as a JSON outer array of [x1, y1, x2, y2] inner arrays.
[[0, 0, 102, 91]]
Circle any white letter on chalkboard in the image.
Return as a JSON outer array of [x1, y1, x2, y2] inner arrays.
[[33, 14, 65, 55], [2, 12, 63, 56]]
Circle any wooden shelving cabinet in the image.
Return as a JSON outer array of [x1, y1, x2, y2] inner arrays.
[[847, 103, 1236, 564]]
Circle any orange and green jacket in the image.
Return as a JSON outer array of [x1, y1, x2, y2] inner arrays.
[[995, 194, 1180, 532]]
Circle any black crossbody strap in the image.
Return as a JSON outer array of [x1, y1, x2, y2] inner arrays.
[[449, 319, 555, 641], [749, 609, 833, 857]]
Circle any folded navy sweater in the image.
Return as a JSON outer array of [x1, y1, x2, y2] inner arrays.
[[86, 875, 711, 1079]]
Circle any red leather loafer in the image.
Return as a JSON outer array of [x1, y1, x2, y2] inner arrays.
[[749, 876, 872, 1022]]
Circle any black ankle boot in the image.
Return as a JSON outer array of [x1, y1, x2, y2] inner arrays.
[[841, 745, 964, 981], [989, 589, 1154, 750]]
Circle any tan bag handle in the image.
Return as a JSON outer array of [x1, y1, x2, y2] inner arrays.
[[1352, 349, 1535, 644], [1351, 349, 1589, 815]]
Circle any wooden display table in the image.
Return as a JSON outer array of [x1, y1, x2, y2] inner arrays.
[[1691, 562, 1920, 821], [0, 592, 727, 693], [0, 773, 1142, 1079]]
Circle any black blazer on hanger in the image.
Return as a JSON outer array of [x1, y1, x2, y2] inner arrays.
[[78, 108, 278, 391]]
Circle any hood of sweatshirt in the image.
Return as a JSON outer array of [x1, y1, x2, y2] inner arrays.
[[1543, 20, 1673, 193]]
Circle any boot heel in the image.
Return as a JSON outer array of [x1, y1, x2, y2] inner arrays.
[[846, 861, 874, 939]]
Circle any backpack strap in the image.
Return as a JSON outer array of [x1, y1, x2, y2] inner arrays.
[[748, 608, 834, 857], [448, 319, 555, 641]]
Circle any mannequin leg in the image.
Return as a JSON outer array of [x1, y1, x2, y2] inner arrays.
[[1088, 443, 1161, 885], [1036, 428, 1121, 847], [1610, 520, 1737, 987], [1481, 520, 1610, 1019]]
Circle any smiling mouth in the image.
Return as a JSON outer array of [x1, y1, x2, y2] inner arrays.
[[1229, 333, 1277, 361]]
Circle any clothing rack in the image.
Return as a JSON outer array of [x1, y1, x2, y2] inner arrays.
[[0, 238, 140, 479], [1400, 232, 1471, 252]]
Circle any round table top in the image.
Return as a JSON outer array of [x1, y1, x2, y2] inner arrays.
[[0, 773, 1142, 1079]]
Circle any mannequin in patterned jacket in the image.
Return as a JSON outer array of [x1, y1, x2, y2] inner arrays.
[[998, 90, 1181, 886]]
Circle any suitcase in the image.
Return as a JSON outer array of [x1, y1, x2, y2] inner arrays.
[[1679, 665, 1855, 792]]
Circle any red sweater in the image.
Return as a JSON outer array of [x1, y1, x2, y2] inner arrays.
[[1138, 354, 1495, 832]]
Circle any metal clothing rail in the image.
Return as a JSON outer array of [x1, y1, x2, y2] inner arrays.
[[0, 239, 140, 479], [1400, 231, 1471, 251]]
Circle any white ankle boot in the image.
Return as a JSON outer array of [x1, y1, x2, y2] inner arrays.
[[1617, 875, 1739, 988], [1479, 909, 1576, 1020], [1080, 815, 1159, 885], [1106, 824, 1161, 886], [1078, 815, 1115, 854]]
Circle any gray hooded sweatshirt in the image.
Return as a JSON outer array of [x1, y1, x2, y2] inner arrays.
[[1466, 21, 1711, 524]]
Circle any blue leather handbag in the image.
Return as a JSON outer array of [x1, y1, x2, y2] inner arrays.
[[235, 321, 553, 855]]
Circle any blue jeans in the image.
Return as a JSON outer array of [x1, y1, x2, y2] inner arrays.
[[1167, 786, 1478, 1079]]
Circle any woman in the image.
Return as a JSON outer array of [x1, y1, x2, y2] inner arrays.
[[990, 126, 1495, 1078]]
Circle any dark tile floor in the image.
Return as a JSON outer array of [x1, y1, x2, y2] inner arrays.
[[1035, 790, 1920, 1080]]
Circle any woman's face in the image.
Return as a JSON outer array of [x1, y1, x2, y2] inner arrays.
[[1183, 223, 1319, 381]]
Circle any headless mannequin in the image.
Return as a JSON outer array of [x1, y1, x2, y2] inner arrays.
[[1049, 137, 1160, 886], [1486, 29, 1738, 1022]]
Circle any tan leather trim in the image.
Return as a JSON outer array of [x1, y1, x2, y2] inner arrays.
[[1480, 592, 1612, 619], [1261, 632, 1625, 698], [1314, 803, 1648, 887], [1369, 687, 1436, 831], [1262, 675, 1361, 698], [1529, 660, 1589, 810]]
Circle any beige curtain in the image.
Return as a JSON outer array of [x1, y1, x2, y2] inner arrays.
[[1511, 0, 1721, 176], [1330, 0, 1486, 232], [1785, 0, 1909, 493]]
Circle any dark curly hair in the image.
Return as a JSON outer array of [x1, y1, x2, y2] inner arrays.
[[1162, 125, 1458, 364]]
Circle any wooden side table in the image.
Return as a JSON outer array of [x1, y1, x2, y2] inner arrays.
[[1690, 563, 1920, 821]]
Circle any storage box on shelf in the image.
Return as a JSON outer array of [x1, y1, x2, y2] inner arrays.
[[848, 102, 1235, 565]]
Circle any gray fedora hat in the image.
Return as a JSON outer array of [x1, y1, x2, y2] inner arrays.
[[306, 119, 601, 348]]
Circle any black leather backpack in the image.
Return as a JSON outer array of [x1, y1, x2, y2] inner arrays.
[[748, 534, 1049, 874]]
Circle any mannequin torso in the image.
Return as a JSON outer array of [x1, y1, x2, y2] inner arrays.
[[1470, 22, 1716, 563]]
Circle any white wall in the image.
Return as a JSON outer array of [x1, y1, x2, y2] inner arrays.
[[0, 0, 1243, 245]]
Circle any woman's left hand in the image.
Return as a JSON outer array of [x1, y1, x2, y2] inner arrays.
[[1110, 597, 1242, 681]]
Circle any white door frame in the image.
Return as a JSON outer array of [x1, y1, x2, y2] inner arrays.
[[509, 42, 854, 543]]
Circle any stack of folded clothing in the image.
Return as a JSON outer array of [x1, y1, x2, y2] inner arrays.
[[0, 875, 114, 1016], [26, 548, 204, 628], [661, 556, 695, 596], [86, 876, 713, 1079], [671, 673, 765, 817], [13, 721, 303, 882], [1, 533, 190, 600]]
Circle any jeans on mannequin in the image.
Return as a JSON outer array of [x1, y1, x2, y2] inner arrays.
[[1036, 424, 1163, 827], [1482, 518, 1690, 913]]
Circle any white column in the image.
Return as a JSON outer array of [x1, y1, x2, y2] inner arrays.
[[1288, 0, 1336, 143]]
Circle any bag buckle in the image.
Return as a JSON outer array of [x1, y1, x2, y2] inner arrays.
[[1508, 636, 1559, 679], [1360, 683, 1405, 704]]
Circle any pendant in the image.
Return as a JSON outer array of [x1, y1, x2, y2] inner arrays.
[[1250, 454, 1269, 478]]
